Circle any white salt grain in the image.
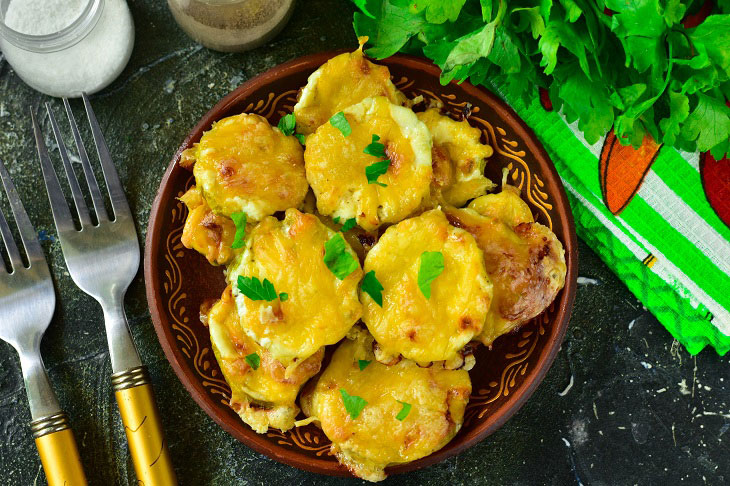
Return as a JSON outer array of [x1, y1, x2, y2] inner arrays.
[[5, 0, 86, 35], [0, 0, 134, 97]]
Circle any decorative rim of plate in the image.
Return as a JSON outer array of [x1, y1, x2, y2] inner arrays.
[[144, 51, 578, 477]]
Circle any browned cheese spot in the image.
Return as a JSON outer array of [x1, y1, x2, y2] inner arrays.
[[384, 142, 405, 177], [219, 162, 235, 179], [445, 212, 466, 230], [431, 145, 453, 189], [359, 58, 371, 75]]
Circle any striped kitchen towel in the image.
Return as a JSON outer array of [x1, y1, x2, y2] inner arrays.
[[485, 80, 730, 355]]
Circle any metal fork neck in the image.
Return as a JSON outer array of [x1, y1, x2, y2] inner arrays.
[[100, 299, 142, 373], [18, 349, 62, 421]]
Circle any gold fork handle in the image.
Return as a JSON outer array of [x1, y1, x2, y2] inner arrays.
[[113, 367, 177, 486], [32, 412, 87, 486]]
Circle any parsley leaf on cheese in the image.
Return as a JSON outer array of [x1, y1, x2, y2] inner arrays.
[[363, 134, 391, 186], [341, 218, 357, 232], [366, 160, 391, 187], [245, 353, 260, 370], [417, 251, 444, 299], [358, 359, 371, 371], [324, 233, 359, 280], [277, 113, 296, 136], [237, 276, 285, 302], [395, 401, 412, 421], [330, 111, 352, 136], [230, 212, 247, 249], [340, 389, 368, 419], [295, 133, 307, 145], [361, 270, 384, 306], [363, 134, 387, 158], [333, 216, 356, 231]]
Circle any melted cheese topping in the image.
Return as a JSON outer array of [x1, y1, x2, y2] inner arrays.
[[305, 96, 432, 231], [361, 209, 492, 364], [192, 113, 308, 220], [417, 109, 495, 207], [293, 47, 406, 135], [226, 209, 363, 367], [207, 286, 323, 433], [445, 186, 567, 345], [468, 185, 534, 227], [179, 186, 237, 266], [300, 327, 471, 482]]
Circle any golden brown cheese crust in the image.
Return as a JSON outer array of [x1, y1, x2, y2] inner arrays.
[[207, 286, 323, 433], [226, 209, 363, 368], [300, 327, 471, 482], [445, 186, 567, 345], [293, 46, 406, 135], [305, 96, 433, 231], [179, 186, 237, 266], [417, 109, 495, 207], [191, 113, 308, 220], [361, 209, 492, 364]]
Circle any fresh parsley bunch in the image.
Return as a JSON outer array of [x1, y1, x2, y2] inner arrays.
[[353, 0, 730, 159]]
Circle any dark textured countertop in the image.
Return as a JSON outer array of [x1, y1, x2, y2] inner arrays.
[[0, 1, 728, 485]]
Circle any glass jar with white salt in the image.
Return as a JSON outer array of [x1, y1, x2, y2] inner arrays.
[[0, 0, 134, 97]]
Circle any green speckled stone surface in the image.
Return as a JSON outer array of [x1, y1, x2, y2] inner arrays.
[[0, 1, 728, 484]]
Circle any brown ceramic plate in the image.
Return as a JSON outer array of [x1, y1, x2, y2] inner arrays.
[[144, 51, 578, 478]]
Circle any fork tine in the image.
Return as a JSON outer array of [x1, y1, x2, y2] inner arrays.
[[63, 98, 109, 223], [0, 159, 45, 266], [31, 109, 76, 235], [81, 93, 131, 220], [0, 165, 23, 271], [46, 103, 93, 228]]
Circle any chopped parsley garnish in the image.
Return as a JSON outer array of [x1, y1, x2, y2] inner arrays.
[[365, 160, 391, 187], [245, 353, 260, 370], [237, 276, 287, 302], [341, 218, 357, 232], [340, 218, 357, 233], [395, 401, 412, 421], [340, 389, 367, 419], [329, 111, 352, 137], [230, 212, 247, 249], [324, 233, 359, 280], [277, 114, 296, 136], [363, 134, 387, 158], [358, 359, 371, 371], [333, 216, 357, 232], [363, 134, 391, 187], [417, 251, 444, 299], [295, 133, 307, 145], [361, 270, 384, 306]]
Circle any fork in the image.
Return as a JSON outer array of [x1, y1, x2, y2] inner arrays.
[[0, 159, 87, 486], [32, 95, 177, 486]]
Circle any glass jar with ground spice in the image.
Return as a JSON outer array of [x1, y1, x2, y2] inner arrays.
[[168, 0, 295, 53]]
